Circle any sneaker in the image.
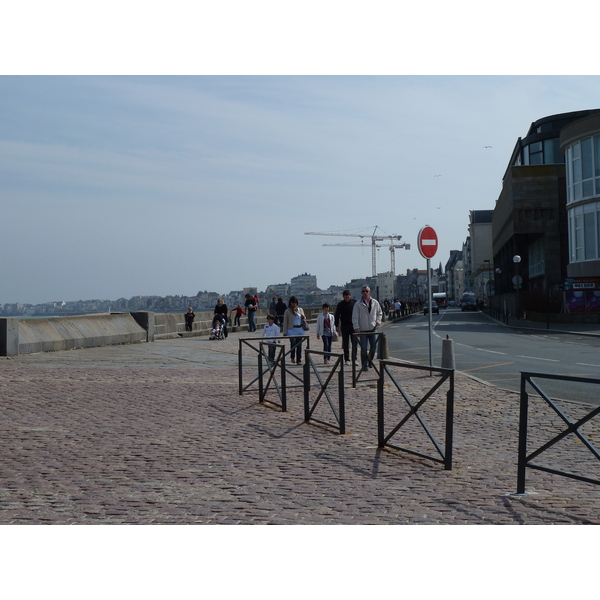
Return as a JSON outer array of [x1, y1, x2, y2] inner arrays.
[[345, 360, 351, 365]]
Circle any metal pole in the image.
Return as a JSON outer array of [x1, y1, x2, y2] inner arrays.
[[377, 365, 385, 447], [427, 258, 433, 373], [516, 374, 529, 494]]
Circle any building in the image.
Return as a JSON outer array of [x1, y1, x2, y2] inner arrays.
[[560, 112, 600, 313], [468, 210, 493, 303], [492, 109, 600, 317], [289, 273, 318, 305]]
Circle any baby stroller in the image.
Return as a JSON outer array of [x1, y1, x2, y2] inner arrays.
[[209, 316, 226, 341]]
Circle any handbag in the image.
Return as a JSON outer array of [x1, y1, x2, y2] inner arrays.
[[301, 316, 309, 331]]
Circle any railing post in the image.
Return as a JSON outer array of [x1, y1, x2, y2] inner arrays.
[[516, 373, 529, 494], [238, 339, 244, 395], [444, 372, 454, 470], [280, 350, 287, 411], [339, 362, 346, 435], [377, 365, 385, 448], [303, 359, 310, 421], [258, 349, 264, 401]]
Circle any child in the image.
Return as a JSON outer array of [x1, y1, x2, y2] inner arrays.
[[262, 314, 281, 361], [316, 302, 335, 363], [232, 304, 245, 327], [210, 321, 221, 340]]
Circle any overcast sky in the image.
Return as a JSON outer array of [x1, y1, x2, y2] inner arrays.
[[3, 75, 600, 305], [2, 5, 600, 306]]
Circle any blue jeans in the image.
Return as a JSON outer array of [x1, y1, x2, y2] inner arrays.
[[248, 310, 256, 332], [322, 335, 332, 354], [358, 329, 378, 369]]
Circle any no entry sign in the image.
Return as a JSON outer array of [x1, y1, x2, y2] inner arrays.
[[417, 226, 438, 259]]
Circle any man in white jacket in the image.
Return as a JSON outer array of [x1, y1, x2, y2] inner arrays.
[[352, 286, 383, 370]]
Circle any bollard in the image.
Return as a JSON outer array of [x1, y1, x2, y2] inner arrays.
[[441, 334, 455, 370], [378, 333, 389, 359]]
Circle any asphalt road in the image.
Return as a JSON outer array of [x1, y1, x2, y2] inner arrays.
[[386, 308, 600, 406]]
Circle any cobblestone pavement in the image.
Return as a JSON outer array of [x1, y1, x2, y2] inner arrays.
[[1, 326, 598, 524]]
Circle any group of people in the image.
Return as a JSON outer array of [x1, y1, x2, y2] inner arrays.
[[184, 288, 383, 370], [262, 287, 382, 370]]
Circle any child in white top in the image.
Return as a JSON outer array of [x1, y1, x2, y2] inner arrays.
[[316, 303, 335, 363], [262, 314, 281, 361]]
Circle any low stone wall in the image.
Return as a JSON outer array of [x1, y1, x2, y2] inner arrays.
[[134, 307, 324, 340], [1, 313, 147, 356], [1, 307, 325, 356]]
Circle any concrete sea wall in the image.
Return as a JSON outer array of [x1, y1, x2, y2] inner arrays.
[[1, 307, 323, 356]]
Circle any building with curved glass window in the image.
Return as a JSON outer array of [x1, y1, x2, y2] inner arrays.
[[561, 113, 600, 278], [492, 109, 600, 318]]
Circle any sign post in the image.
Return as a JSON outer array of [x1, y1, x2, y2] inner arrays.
[[418, 226, 438, 371]]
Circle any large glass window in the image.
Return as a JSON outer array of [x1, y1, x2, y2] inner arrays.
[[584, 209, 597, 259], [529, 237, 545, 277], [567, 135, 600, 203], [569, 202, 600, 264]]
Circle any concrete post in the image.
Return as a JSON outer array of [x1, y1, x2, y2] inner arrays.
[[0, 317, 19, 356], [441, 334, 455, 370], [130, 312, 155, 342], [377, 332, 389, 359]]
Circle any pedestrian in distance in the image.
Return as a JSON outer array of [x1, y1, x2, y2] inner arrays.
[[232, 304, 245, 327], [334, 290, 357, 365], [282, 296, 307, 365], [316, 302, 336, 364], [184, 307, 195, 332], [269, 296, 278, 316], [352, 286, 383, 371], [275, 297, 287, 328], [245, 293, 258, 332], [214, 298, 229, 338], [261, 314, 281, 362]]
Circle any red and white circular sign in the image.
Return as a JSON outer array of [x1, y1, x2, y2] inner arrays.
[[417, 226, 438, 259]]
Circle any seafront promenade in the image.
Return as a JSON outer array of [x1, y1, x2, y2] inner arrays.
[[0, 320, 598, 525]]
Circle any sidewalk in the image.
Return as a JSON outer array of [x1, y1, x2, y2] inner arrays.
[[0, 324, 598, 524]]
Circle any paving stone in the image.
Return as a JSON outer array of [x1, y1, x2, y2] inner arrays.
[[0, 326, 598, 524]]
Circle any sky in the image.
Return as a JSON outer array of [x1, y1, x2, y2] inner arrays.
[[5, 74, 600, 305], [2, 4, 599, 306]]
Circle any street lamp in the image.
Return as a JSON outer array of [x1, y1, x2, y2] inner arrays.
[[513, 255, 522, 319]]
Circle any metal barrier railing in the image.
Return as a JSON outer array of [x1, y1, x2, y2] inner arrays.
[[351, 331, 384, 387], [303, 349, 345, 434], [238, 335, 310, 395], [258, 342, 287, 411], [377, 359, 455, 470], [516, 372, 600, 494]]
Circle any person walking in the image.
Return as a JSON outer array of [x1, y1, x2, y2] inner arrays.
[[275, 297, 287, 328], [244, 293, 258, 332], [232, 304, 245, 327], [213, 298, 229, 338], [316, 303, 336, 364], [184, 307, 195, 332], [334, 290, 357, 365], [269, 296, 278, 316], [282, 296, 307, 365], [352, 286, 383, 371], [261, 314, 281, 362]]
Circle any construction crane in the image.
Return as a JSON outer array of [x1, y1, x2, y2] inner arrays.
[[304, 226, 410, 277]]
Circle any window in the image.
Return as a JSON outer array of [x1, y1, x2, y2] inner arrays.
[[529, 237, 545, 277], [567, 135, 600, 203]]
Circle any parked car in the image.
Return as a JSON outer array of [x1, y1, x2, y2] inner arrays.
[[423, 301, 439, 315]]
